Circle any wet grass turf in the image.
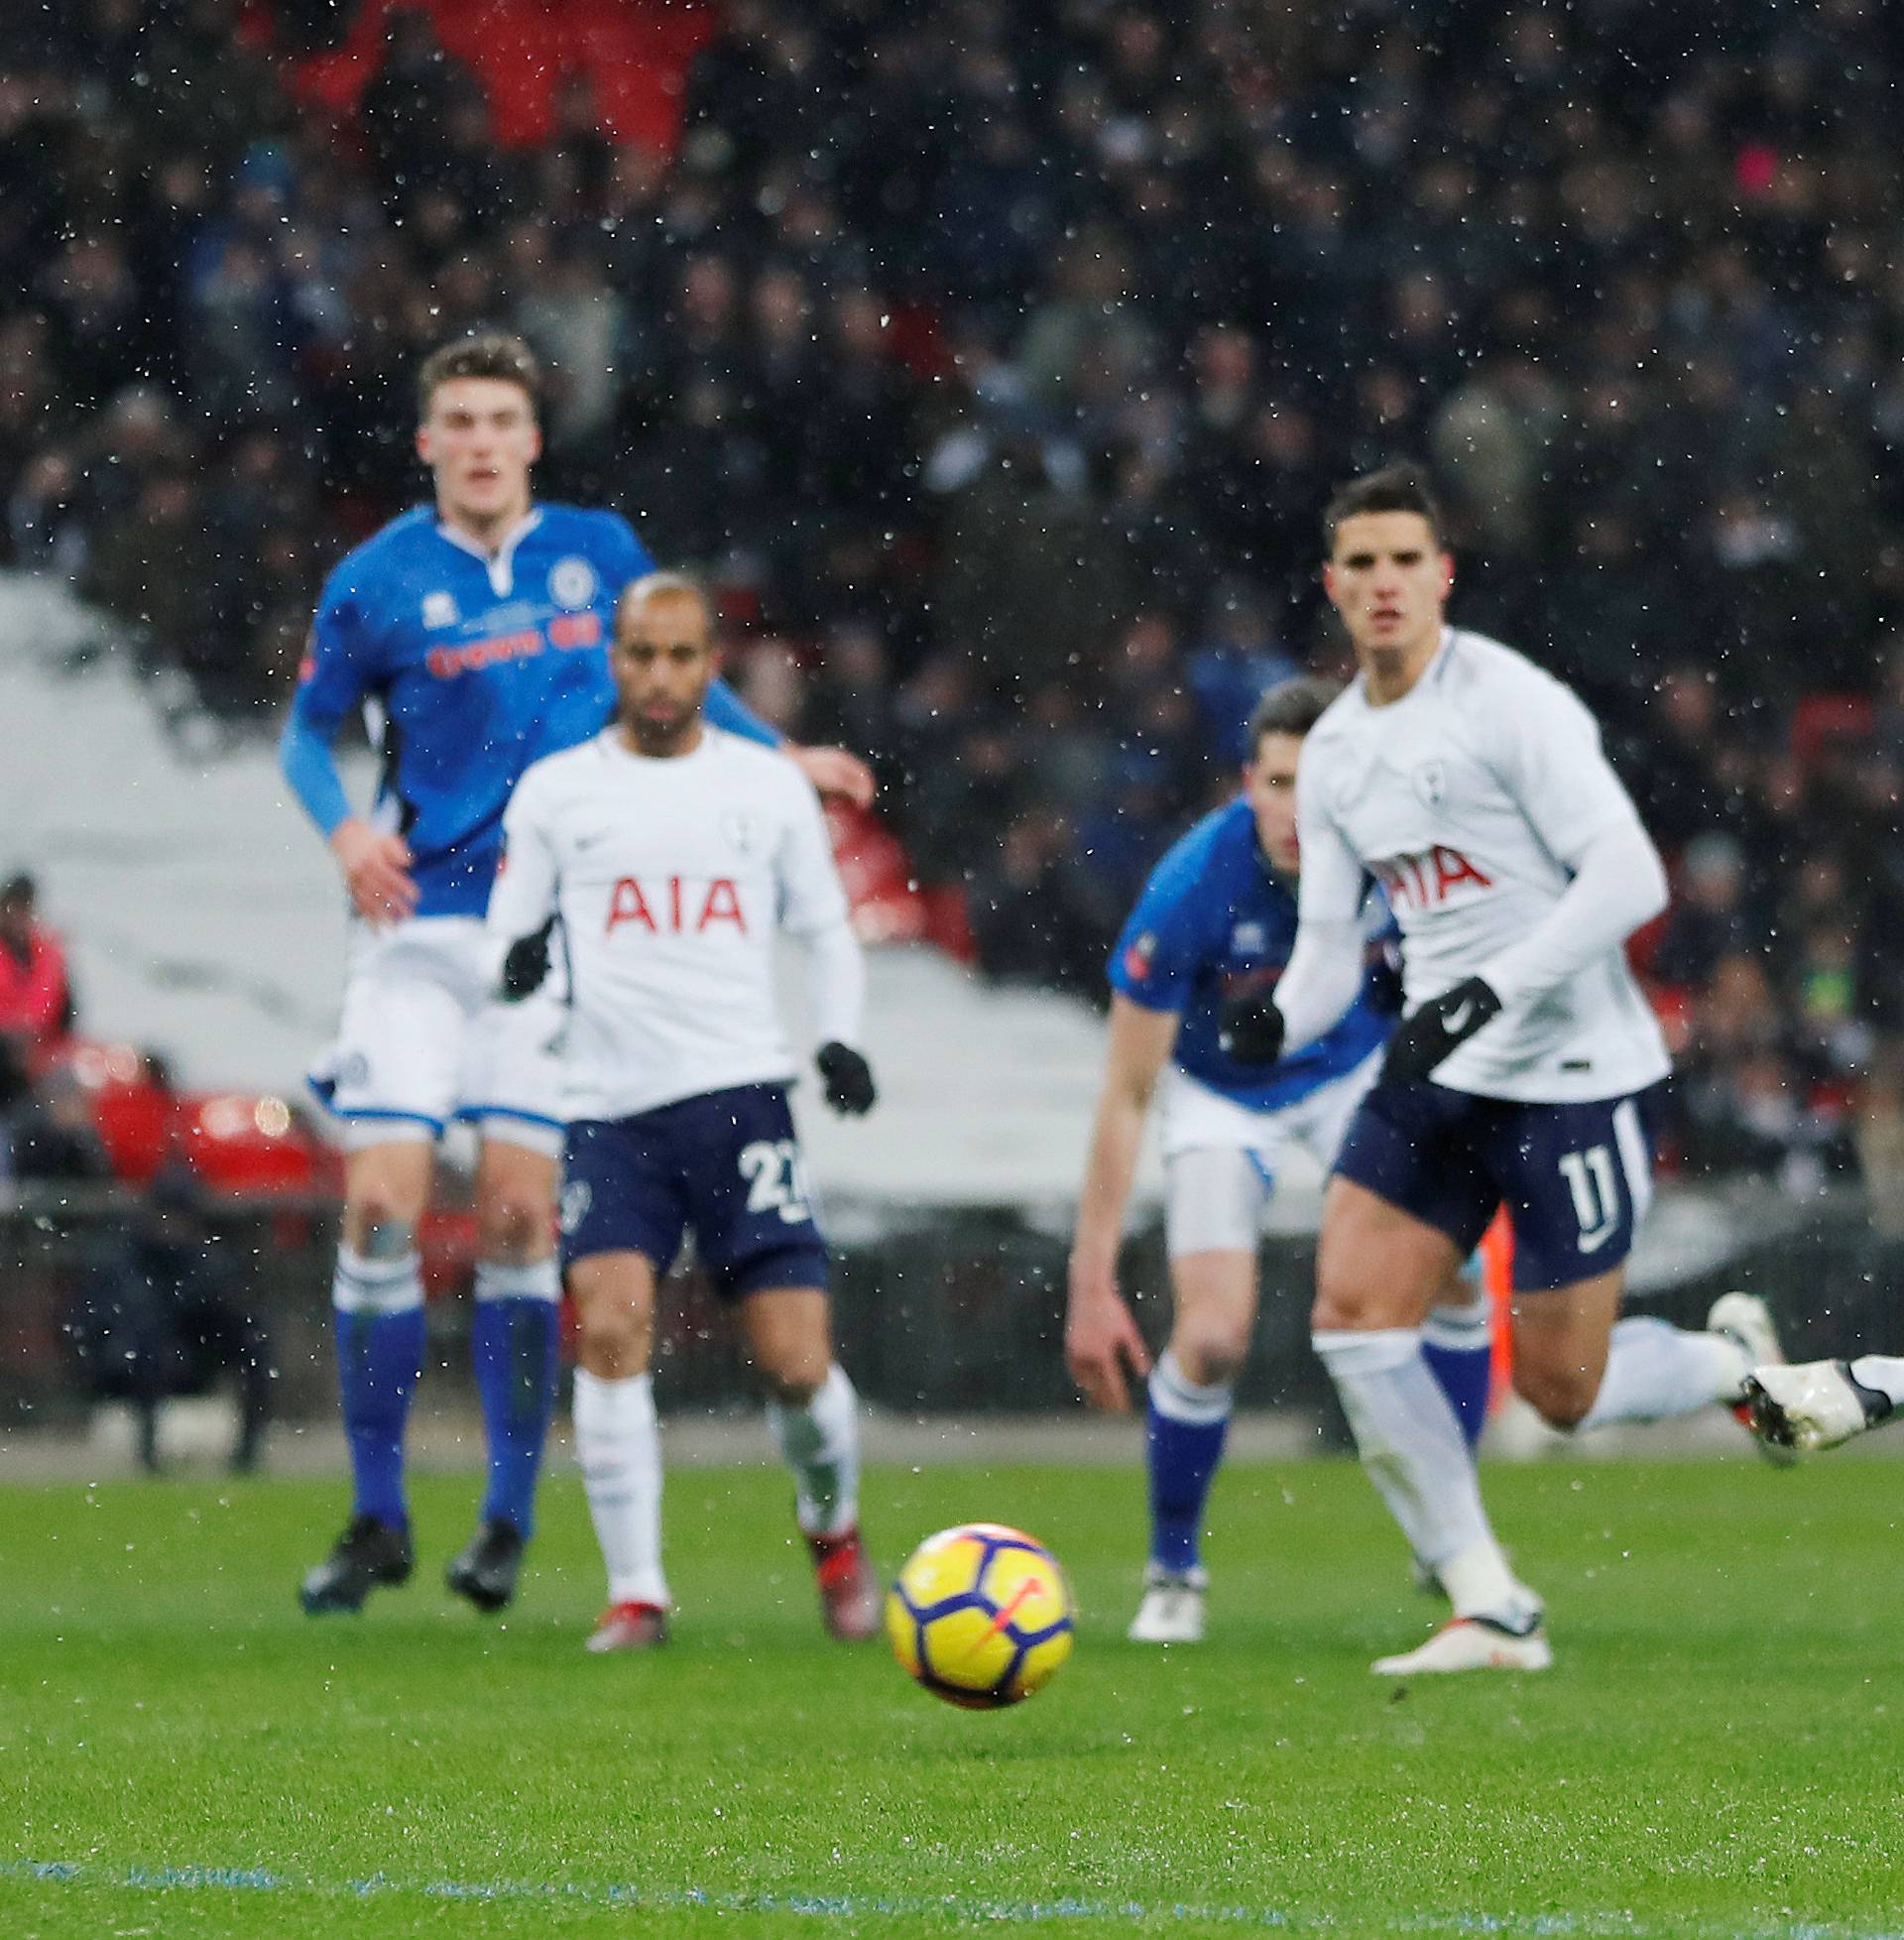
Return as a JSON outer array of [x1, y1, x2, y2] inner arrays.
[[3, 1454, 1901, 1939]]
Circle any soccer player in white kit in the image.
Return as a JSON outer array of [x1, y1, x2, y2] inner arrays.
[[1223, 467, 1784, 1674], [487, 574, 882, 1651]]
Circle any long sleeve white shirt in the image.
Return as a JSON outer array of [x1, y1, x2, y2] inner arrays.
[[487, 727, 865, 1120]]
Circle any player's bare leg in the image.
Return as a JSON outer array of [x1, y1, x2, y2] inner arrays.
[[1130, 1246, 1255, 1644], [570, 1249, 670, 1650], [445, 1133, 562, 1613], [1311, 1176, 1549, 1674], [1510, 1271, 1769, 1441], [301, 1135, 434, 1614], [739, 1287, 877, 1640]]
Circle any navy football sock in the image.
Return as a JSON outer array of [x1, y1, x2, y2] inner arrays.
[[1421, 1282, 1493, 1452], [472, 1261, 561, 1537], [1144, 1352, 1232, 1573], [333, 1248, 425, 1530]]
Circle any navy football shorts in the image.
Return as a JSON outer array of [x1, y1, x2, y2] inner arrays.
[[1333, 1077, 1662, 1292], [560, 1083, 829, 1299]]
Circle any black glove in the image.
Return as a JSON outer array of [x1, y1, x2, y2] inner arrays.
[[1382, 976, 1503, 1082], [816, 1040, 877, 1116], [1217, 991, 1286, 1067], [498, 916, 556, 1001]]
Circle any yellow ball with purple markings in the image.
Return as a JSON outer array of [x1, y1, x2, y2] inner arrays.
[[885, 1523, 1074, 1708]]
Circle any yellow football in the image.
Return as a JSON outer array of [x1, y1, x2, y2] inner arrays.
[[885, 1522, 1074, 1709]]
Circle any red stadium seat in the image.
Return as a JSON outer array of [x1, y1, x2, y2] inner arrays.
[[1790, 693, 1874, 770], [179, 1092, 324, 1197], [284, 0, 717, 152], [827, 801, 930, 947], [52, 1039, 177, 1184]]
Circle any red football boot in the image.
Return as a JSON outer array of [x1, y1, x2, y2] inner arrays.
[[585, 1601, 669, 1653], [807, 1527, 880, 1640]]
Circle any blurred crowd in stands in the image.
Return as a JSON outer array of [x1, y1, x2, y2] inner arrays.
[[3, 0, 1903, 1193]]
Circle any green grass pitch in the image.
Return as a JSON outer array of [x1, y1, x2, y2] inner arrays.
[[3, 1454, 1900, 1939]]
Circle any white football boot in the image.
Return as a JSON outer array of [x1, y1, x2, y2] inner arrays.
[[1742, 1361, 1890, 1456], [1706, 1291, 1795, 1466], [1371, 1612, 1552, 1676], [1128, 1562, 1207, 1643]]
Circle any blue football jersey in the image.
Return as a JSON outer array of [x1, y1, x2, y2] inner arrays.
[[292, 503, 770, 917], [1108, 797, 1394, 1112]]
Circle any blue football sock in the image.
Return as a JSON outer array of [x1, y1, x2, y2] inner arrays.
[[333, 1248, 425, 1530], [1145, 1351, 1233, 1572], [1421, 1280, 1493, 1452], [472, 1259, 561, 1537]]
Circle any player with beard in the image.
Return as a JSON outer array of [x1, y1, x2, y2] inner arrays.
[[487, 574, 880, 1650]]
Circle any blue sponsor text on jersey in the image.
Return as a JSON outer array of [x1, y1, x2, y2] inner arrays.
[[1108, 797, 1392, 1111]]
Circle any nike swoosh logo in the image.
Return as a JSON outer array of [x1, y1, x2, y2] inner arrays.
[[575, 829, 613, 851], [1444, 1001, 1475, 1033], [1577, 1220, 1617, 1254]]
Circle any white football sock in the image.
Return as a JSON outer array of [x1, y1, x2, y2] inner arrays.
[[1149, 1349, 1235, 1425], [1421, 1276, 1491, 1352], [472, 1257, 560, 1304], [1314, 1327, 1536, 1623], [767, 1363, 861, 1538], [572, 1370, 668, 1609], [1577, 1317, 1748, 1430], [1848, 1356, 1904, 1407]]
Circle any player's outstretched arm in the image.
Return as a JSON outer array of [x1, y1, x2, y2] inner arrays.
[[787, 744, 877, 809], [1066, 995, 1175, 1412], [1472, 678, 1670, 1013], [280, 699, 416, 926], [700, 677, 877, 807], [1478, 817, 1668, 1009]]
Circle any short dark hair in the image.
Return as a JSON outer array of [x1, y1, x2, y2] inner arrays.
[[1248, 675, 1340, 752], [1322, 464, 1445, 551], [0, 872, 35, 907], [416, 332, 542, 418]]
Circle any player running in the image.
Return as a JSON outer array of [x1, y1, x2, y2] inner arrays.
[[1066, 677, 1493, 1644], [488, 572, 881, 1652], [1222, 466, 1783, 1675], [281, 333, 873, 1618]]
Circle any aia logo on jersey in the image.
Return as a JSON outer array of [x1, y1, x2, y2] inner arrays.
[[549, 557, 597, 610], [606, 876, 747, 935], [1375, 847, 1494, 911], [421, 591, 459, 629]]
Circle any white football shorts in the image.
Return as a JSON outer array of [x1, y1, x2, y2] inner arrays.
[[1159, 1049, 1381, 1259], [308, 915, 567, 1156]]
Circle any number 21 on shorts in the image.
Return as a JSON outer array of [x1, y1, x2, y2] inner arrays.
[[740, 1139, 814, 1225]]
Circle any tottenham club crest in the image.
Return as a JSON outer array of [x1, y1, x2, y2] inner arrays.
[[1412, 759, 1447, 809], [722, 809, 765, 856], [549, 556, 598, 611], [559, 1179, 593, 1235]]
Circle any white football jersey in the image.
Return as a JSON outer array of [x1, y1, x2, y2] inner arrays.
[[487, 726, 862, 1121], [1296, 628, 1669, 1103]]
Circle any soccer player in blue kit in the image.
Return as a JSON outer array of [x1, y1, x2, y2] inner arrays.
[[280, 333, 874, 1615], [1065, 678, 1493, 1643]]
